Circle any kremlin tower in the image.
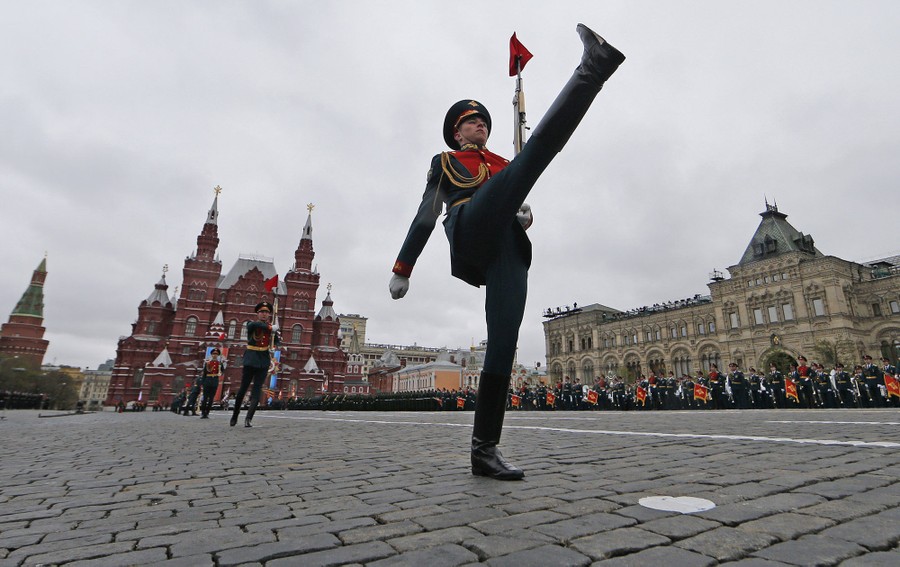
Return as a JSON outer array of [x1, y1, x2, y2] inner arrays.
[[0, 257, 50, 367]]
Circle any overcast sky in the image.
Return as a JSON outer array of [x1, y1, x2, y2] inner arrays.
[[2, 1, 898, 370]]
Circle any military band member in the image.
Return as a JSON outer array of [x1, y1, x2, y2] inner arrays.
[[230, 301, 280, 427], [388, 24, 624, 479], [833, 362, 855, 407], [200, 347, 224, 419]]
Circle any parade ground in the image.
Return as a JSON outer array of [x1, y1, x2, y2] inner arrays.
[[1, 408, 899, 566]]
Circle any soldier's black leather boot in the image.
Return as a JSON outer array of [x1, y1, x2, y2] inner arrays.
[[526, 24, 625, 156], [471, 372, 524, 480], [244, 418, 252, 428], [229, 411, 238, 427], [576, 23, 625, 89]]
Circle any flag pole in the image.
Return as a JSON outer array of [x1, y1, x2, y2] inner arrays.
[[512, 56, 527, 155]]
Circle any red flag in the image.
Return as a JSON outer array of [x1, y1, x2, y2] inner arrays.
[[636, 386, 647, 405], [264, 275, 279, 293], [885, 374, 900, 398], [510, 394, 521, 408], [586, 390, 599, 405], [545, 391, 556, 407], [457, 396, 466, 409], [785, 378, 799, 402], [509, 32, 533, 76], [694, 383, 708, 401]]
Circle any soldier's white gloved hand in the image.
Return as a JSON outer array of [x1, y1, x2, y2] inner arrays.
[[389, 274, 410, 299], [516, 203, 533, 230]]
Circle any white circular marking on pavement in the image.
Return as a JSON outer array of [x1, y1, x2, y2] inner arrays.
[[639, 496, 716, 514]]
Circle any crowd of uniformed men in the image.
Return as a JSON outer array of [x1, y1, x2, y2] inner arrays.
[[112, 354, 900, 415], [230, 354, 899, 413]]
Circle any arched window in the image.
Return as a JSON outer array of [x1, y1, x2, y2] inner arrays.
[[146, 321, 156, 334], [291, 325, 303, 343], [185, 317, 198, 337], [240, 322, 248, 341], [228, 320, 238, 339], [582, 360, 594, 382], [293, 298, 309, 311]]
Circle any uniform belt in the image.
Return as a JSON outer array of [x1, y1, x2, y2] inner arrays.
[[450, 197, 471, 209], [246, 345, 269, 352]]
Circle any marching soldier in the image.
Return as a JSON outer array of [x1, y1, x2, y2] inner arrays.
[[231, 301, 281, 427], [795, 356, 815, 408], [768, 363, 785, 408], [748, 368, 763, 408], [182, 373, 202, 416], [727, 363, 749, 409], [814, 363, 835, 408], [708, 364, 728, 409], [388, 24, 624, 479], [861, 354, 885, 407], [833, 363, 855, 407], [680, 374, 694, 410], [199, 347, 225, 418], [883, 357, 900, 408]]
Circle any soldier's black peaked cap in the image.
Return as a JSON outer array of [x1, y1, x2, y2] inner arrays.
[[443, 100, 491, 150], [255, 301, 273, 313]]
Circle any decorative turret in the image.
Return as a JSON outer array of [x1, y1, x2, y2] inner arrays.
[[0, 257, 50, 366], [294, 203, 316, 273], [134, 267, 176, 338], [181, 186, 225, 307]]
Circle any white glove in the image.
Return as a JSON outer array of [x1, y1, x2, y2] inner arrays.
[[389, 273, 410, 299], [517, 203, 533, 230]]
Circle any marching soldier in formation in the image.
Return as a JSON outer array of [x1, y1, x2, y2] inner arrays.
[[708, 364, 728, 409], [231, 301, 281, 428], [882, 357, 900, 408], [861, 354, 885, 407], [833, 363, 855, 407], [748, 368, 764, 408], [813, 363, 836, 408], [199, 347, 225, 419], [768, 363, 786, 408], [182, 373, 202, 416], [795, 356, 815, 408], [388, 24, 624, 479], [681, 374, 695, 409], [727, 363, 749, 409]]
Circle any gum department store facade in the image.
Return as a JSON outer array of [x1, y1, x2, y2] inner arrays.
[[543, 203, 900, 384]]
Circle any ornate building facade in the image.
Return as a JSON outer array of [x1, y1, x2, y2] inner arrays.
[[0, 257, 49, 367], [543, 204, 900, 384], [106, 191, 353, 406]]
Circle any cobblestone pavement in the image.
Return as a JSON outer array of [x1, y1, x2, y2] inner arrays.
[[1, 408, 899, 566]]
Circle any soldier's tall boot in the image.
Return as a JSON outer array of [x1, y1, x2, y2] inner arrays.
[[471, 372, 524, 480], [528, 23, 625, 156], [245, 394, 259, 427]]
